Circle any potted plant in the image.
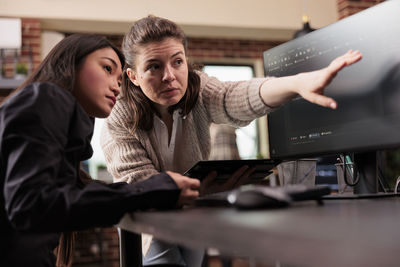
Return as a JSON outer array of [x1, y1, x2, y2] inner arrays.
[[15, 62, 28, 79]]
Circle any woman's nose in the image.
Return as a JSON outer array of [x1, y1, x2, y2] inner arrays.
[[111, 81, 120, 96], [162, 65, 175, 82]]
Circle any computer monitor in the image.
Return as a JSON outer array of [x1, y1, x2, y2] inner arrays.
[[264, 1, 400, 193]]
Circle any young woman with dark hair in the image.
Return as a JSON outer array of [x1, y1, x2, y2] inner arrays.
[[0, 33, 200, 267]]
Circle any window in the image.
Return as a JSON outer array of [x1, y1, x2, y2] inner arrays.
[[203, 64, 258, 159]]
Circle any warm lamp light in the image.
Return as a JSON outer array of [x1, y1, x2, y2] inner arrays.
[[293, 14, 316, 39]]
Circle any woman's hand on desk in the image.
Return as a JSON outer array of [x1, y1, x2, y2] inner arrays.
[[166, 171, 200, 206], [199, 165, 256, 196]]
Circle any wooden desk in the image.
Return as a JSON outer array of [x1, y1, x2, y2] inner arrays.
[[118, 196, 400, 267]]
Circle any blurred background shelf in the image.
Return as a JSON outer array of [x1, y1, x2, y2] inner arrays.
[[0, 78, 23, 90], [0, 79, 23, 99]]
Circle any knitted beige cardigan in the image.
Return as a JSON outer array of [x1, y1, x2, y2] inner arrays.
[[101, 72, 273, 183], [101, 71, 273, 254]]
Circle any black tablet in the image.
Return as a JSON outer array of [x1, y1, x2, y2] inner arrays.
[[183, 159, 280, 183]]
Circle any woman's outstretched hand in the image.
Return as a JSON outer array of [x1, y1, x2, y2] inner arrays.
[[260, 49, 363, 109], [296, 49, 363, 109], [166, 171, 200, 206]]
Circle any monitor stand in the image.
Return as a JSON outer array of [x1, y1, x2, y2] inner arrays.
[[353, 151, 379, 194], [323, 151, 399, 199]]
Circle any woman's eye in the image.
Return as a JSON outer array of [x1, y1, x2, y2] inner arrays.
[[175, 59, 183, 65], [148, 64, 159, 71], [104, 65, 112, 73]]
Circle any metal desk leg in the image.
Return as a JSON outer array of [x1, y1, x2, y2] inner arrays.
[[119, 228, 142, 267]]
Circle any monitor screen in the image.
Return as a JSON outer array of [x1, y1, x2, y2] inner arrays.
[[265, 1, 400, 160]]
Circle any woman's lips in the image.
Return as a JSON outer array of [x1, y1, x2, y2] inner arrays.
[[107, 96, 116, 105], [161, 88, 178, 96]]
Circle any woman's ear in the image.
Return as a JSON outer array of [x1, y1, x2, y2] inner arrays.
[[126, 68, 140, 87]]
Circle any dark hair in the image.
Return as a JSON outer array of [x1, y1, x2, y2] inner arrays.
[[13, 34, 124, 267], [16, 33, 125, 94], [121, 15, 200, 132]]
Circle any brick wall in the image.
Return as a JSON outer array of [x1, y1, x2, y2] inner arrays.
[[187, 38, 282, 62], [21, 18, 41, 70], [337, 0, 385, 19]]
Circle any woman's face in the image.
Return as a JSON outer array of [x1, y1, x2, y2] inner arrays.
[[74, 47, 122, 118], [127, 37, 188, 113]]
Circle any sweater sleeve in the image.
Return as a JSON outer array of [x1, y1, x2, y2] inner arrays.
[[198, 71, 274, 126], [100, 101, 161, 184], [1, 83, 180, 233]]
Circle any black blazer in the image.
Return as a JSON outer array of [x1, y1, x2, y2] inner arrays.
[[0, 82, 180, 266]]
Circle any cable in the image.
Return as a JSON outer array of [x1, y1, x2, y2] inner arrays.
[[337, 154, 360, 186]]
